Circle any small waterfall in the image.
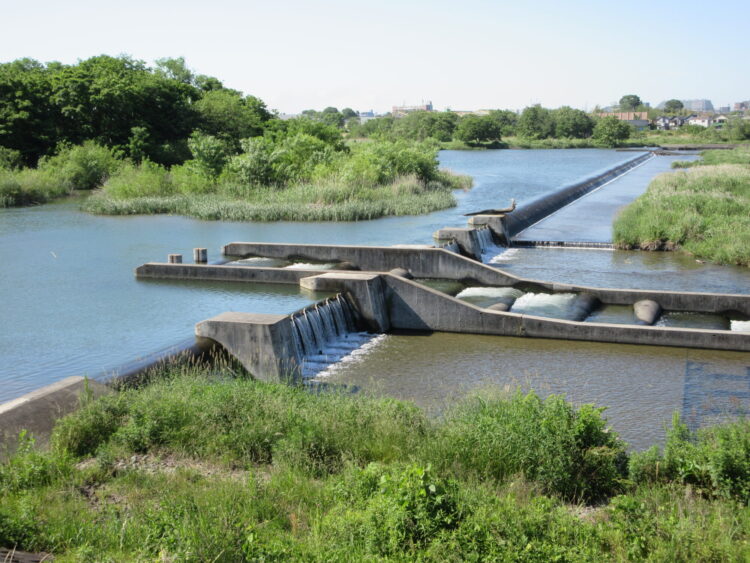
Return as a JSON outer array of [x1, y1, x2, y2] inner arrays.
[[475, 227, 506, 263], [476, 227, 494, 253], [290, 295, 377, 379]]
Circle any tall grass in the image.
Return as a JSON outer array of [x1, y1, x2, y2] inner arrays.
[[2, 361, 749, 560], [84, 170, 470, 221], [613, 163, 750, 265]]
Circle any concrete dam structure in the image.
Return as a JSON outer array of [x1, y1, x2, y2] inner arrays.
[[133, 150, 750, 382], [136, 240, 750, 383]]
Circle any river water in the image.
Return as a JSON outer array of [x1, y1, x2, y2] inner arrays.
[[2, 149, 748, 448]]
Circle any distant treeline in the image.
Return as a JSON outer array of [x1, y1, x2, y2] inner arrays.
[[348, 107, 633, 146]]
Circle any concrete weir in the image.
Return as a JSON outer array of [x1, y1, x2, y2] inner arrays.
[[135, 241, 750, 382]]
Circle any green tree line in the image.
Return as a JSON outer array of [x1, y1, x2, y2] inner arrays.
[[0, 55, 272, 166], [348, 105, 632, 146]]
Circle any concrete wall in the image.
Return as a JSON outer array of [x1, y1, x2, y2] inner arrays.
[[503, 152, 653, 237], [305, 272, 750, 352], [146, 245, 750, 316], [0, 377, 112, 457], [432, 227, 482, 259], [195, 312, 301, 382]]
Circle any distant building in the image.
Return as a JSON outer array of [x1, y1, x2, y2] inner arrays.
[[734, 101, 750, 111], [392, 101, 433, 118], [654, 115, 691, 130], [451, 109, 492, 117], [596, 111, 649, 121], [713, 114, 729, 128], [357, 110, 377, 124], [682, 99, 714, 112], [687, 114, 713, 128], [717, 106, 731, 114]]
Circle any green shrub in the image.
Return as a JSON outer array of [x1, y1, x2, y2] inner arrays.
[[430, 390, 628, 502], [629, 413, 750, 500], [0, 167, 68, 207], [322, 463, 459, 556], [101, 160, 173, 199], [39, 141, 120, 190], [0, 432, 72, 492]]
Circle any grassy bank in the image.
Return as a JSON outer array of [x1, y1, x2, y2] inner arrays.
[[83, 170, 470, 222], [2, 359, 749, 561], [613, 148, 750, 266]]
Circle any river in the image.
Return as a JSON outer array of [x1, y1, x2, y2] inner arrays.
[[2, 148, 748, 448]]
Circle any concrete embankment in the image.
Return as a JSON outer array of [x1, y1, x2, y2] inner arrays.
[[0, 377, 112, 457], [503, 152, 653, 238]]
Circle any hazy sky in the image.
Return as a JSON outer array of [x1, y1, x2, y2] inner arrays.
[[2, 0, 748, 114]]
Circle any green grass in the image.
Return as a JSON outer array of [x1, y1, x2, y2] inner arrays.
[[83, 171, 471, 221], [2, 359, 750, 561], [613, 153, 750, 266]]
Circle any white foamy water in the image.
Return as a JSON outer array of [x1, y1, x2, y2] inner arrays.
[[510, 292, 579, 319], [731, 320, 750, 332], [310, 333, 388, 379], [285, 262, 338, 270], [487, 248, 519, 263], [231, 256, 290, 267], [456, 287, 524, 300]]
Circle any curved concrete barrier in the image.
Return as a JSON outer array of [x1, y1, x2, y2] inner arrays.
[[0, 377, 112, 457], [503, 152, 653, 238]]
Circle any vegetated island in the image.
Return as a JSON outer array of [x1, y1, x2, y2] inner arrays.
[[0, 56, 470, 221], [1, 356, 749, 560], [613, 147, 750, 266]]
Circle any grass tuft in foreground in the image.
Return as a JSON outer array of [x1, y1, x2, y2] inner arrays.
[[613, 148, 750, 266], [2, 359, 750, 560]]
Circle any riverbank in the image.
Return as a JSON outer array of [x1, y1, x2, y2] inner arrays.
[[2, 358, 749, 561], [613, 148, 750, 266]]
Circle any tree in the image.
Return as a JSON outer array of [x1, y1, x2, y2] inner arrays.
[[155, 57, 194, 85], [619, 95, 642, 111], [194, 90, 271, 149], [487, 110, 518, 136], [341, 108, 357, 119], [454, 115, 502, 144], [552, 106, 594, 138], [391, 111, 457, 142], [593, 116, 632, 146], [517, 105, 554, 139], [664, 99, 684, 113]]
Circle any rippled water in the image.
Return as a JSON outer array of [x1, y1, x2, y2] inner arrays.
[[322, 332, 749, 450]]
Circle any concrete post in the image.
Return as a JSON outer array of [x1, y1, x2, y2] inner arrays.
[[193, 248, 208, 263]]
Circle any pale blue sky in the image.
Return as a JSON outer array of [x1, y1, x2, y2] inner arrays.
[[2, 0, 748, 114]]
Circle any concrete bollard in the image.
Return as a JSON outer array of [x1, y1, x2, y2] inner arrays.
[[193, 248, 208, 263], [168, 254, 182, 264], [634, 300, 662, 325]]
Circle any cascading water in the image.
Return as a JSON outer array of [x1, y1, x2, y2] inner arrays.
[[475, 227, 505, 262], [290, 295, 380, 379]]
